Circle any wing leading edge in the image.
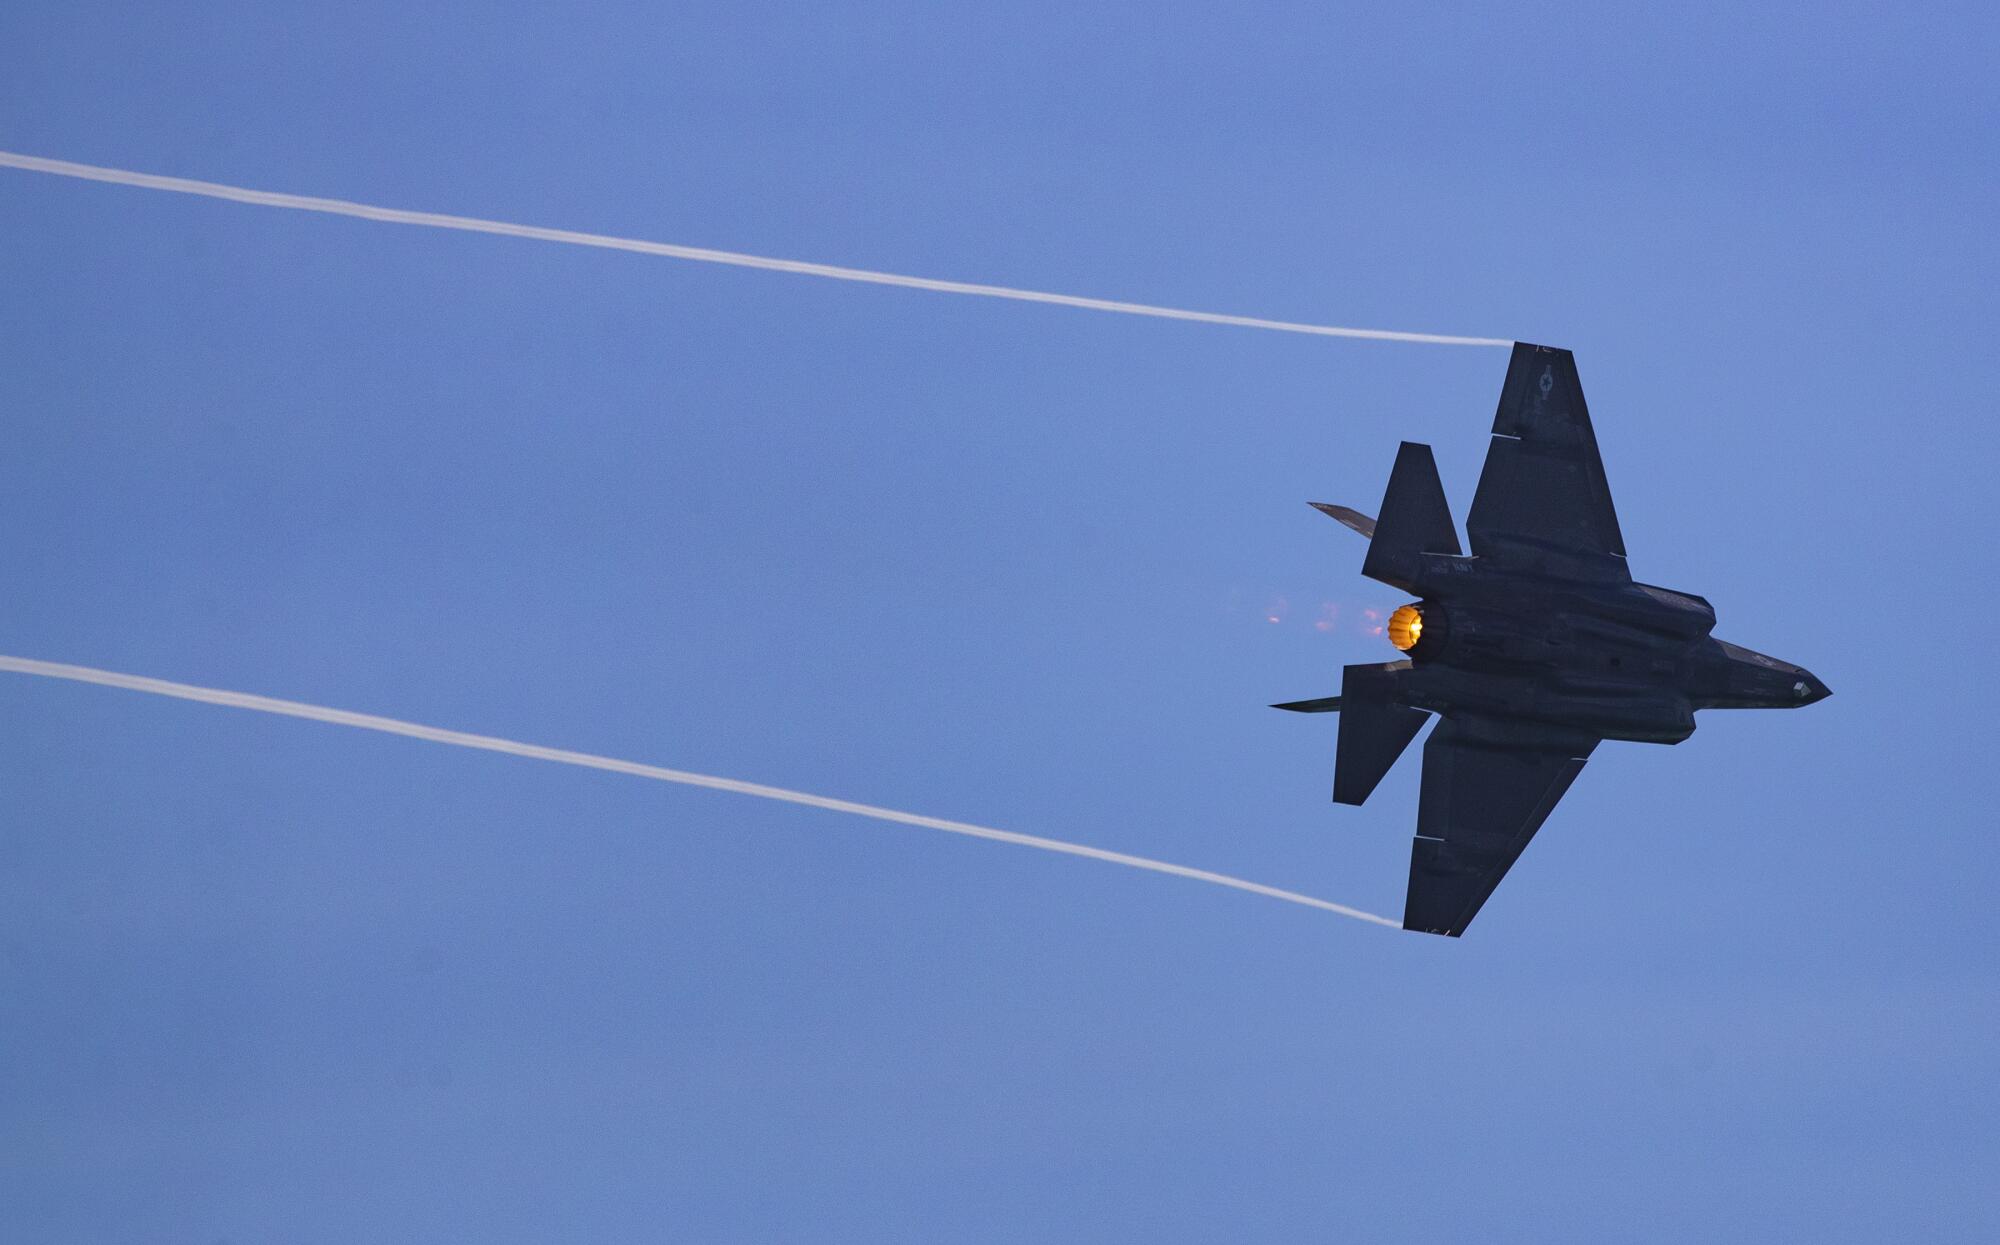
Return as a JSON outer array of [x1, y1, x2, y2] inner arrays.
[[1466, 342, 1627, 576], [1405, 718, 1598, 936]]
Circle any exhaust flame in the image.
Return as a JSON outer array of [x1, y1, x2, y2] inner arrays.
[[1387, 603, 1424, 652]]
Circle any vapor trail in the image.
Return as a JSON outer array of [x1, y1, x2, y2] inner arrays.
[[0, 150, 1507, 348], [0, 655, 1400, 928]]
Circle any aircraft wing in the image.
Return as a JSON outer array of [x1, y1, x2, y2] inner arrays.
[[1466, 343, 1628, 575], [1404, 717, 1597, 936]]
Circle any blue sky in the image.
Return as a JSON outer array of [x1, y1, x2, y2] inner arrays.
[[2, 3, 1995, 1240]]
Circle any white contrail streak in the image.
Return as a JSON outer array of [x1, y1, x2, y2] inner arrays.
[[0, 150, 1508, 348], [0, 655, 1401, 928]]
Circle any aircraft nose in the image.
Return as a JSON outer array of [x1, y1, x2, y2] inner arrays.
[[1792, 670, 1832, 704]]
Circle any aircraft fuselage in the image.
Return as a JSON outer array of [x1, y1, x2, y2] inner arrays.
[[1385, 555, 1826, 746]]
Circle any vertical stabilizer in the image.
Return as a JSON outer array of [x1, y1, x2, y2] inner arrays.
[[1361, 442, 1463, 592], [1334, 661, 1430, 805]]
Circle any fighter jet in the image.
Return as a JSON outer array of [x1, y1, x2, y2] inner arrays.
[[1276, 342, 1829, 937]]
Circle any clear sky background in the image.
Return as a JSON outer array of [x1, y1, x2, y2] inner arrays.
[[2, 3, 1995, 1240]]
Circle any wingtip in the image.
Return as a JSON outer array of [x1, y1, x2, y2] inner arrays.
[[1309, 503, 1377, 539], [1271, 696, 1343, 713]]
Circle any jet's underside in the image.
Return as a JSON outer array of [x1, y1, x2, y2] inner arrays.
[[1278, 343, 1828, 936]]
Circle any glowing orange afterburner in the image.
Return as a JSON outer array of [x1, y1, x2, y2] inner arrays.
[[1387, 604, 1424, 652]]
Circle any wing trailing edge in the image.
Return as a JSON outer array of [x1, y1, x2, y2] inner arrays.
[[1466, 343, 1627, 575], [1404, 718, 1598, 936]]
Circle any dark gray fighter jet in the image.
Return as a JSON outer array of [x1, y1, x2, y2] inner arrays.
[[1276, 342, 1829, 937]]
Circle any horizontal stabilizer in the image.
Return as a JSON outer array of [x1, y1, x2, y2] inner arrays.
[[1362, 442, 1463, 592], [1271, 696, 1342, 713], [1334, 661, 1430, 805], [1309, 503, 1376, 539]]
